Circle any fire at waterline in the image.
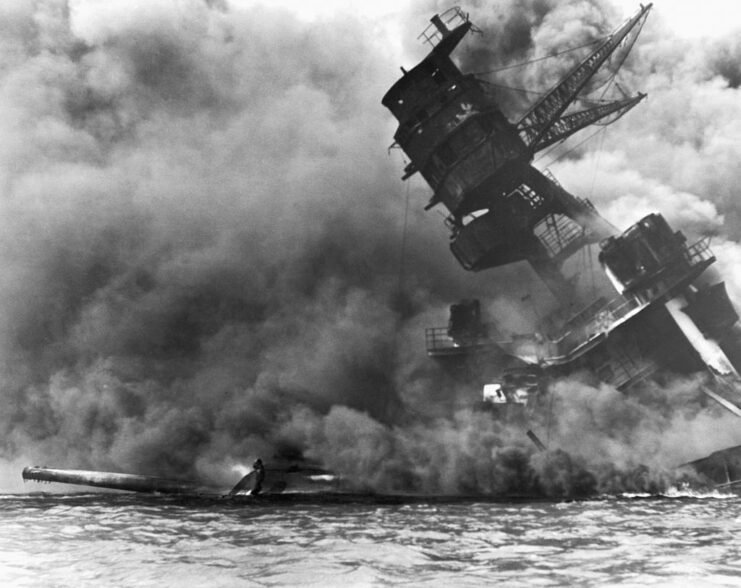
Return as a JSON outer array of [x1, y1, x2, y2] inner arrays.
[[23, 4, 741, 497]]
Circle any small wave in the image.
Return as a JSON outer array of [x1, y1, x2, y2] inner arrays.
[[660, 485, 737, 499], [615, 485, 737, 500]]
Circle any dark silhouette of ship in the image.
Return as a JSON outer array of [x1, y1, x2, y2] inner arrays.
[[382, 5, 741, 488]]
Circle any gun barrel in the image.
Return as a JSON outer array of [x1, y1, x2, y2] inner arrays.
[[22, 466, 216, 495]]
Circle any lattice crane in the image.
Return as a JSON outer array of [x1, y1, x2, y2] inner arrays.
[[517, 4, 652, 155]]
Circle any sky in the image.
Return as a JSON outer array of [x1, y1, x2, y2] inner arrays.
[[612, 0, 741, 38], [235, 0, 741, 38]]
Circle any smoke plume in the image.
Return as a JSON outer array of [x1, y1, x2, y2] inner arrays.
[[3, 0, 741, 496]]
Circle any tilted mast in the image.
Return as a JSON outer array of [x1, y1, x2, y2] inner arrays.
[[382, 5, 652, 302]]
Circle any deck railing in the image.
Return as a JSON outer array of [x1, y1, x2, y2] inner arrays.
[[425, 327, 457, 352], [426, 237, 715, 362], [684, 236, 713, 265], [417, 7, 472, 48]]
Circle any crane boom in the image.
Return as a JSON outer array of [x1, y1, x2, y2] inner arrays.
[[528, 93, 646, 152], [516, 4, 652, 152]]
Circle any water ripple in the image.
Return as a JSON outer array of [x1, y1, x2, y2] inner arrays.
[[2, 493, 741, 586]]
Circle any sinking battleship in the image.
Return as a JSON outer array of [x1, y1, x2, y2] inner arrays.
[[22, 5, 741, 496], [382, 4, 741, 489]]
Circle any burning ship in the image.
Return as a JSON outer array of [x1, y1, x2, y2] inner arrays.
[[22, 4, 741, 497], [381, 4, 741, 487]]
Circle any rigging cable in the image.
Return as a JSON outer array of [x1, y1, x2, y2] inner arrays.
[[598, 15, 646, 100], [589, 126, 608, 199], [473, 38, 605, 76], [588, 126, 608, 298], [546, 384, 555, 449], [479, 80, 547, 97], [397, 163, 412, 307], [390, 153, 428, 422]]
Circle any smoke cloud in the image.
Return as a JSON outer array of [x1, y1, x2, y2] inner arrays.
[[3, 0, 741, 496], [0, 0, 432, 488]]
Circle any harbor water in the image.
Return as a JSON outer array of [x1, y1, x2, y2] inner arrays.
[[2, 491, 741, 586]]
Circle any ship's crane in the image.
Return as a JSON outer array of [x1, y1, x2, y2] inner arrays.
[[527, 93, 645, 154], [516, 4, 652, 154]]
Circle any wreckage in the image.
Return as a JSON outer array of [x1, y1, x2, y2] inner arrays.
[[22, 464, 340, 497], [22, 5, 741, 496], [382, 3, 741, 489]]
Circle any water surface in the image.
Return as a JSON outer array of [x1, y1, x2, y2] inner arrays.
[[2, 491, 740, 586]]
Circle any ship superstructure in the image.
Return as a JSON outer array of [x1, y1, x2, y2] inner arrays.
[[383, 6, 741, 417]]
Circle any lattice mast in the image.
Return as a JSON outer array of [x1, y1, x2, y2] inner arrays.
[[382, 5, 652, 302]]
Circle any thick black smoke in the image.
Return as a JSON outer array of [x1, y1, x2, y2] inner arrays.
[[2, 0, 740, 495], [0, 0, 421, 487], [1, 0, 512, 491]]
